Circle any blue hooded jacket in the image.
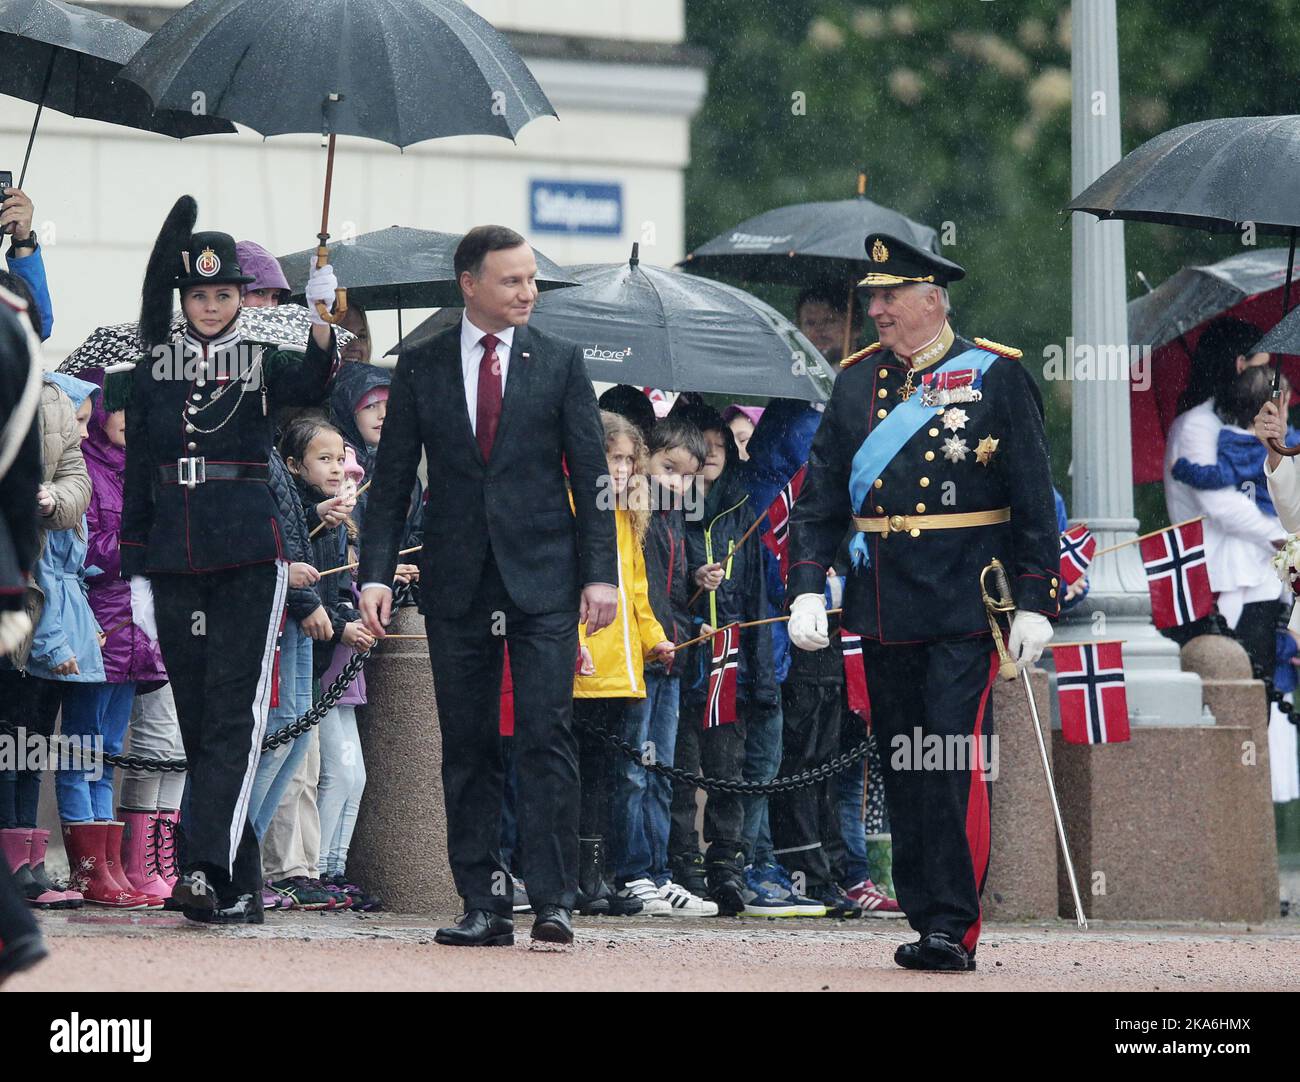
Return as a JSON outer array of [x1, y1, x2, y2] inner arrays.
[[26, 372, 105, 682], [7, 244, 53, 341]]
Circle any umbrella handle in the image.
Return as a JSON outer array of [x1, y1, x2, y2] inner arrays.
[[314, 242, 349, 325], [1271, 390, 1300, 457]]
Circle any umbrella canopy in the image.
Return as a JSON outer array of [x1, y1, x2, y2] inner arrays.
[[1253, 307, 1300, 356], [679, 187, 940, 287], [392, 247, 836, 402], [275, 227, 576, 311], [119, 0, 555, 146], [1, 0, 234, 184], [57, 305, 354, 376], [1067, 115, 1300, 235], [1126, 249, 1300, 484]]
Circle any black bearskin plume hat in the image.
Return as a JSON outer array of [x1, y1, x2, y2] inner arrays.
[[140, 195, 197, 352]]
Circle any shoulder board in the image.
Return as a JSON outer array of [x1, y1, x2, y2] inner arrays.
[[973, 337, 1022, 359], [839, 341, 884, 369]]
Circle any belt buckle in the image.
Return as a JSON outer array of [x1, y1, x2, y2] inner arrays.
[[176, 456, 206, 488], [887, 514, 905, 536]]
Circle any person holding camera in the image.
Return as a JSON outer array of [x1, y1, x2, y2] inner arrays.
[[1, 186, 51, 342]]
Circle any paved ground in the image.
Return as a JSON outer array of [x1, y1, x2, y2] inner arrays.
[[8, 908, 1300, 991]]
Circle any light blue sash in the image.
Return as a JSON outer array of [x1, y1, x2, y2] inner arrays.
[[847, 347, 999, 568]]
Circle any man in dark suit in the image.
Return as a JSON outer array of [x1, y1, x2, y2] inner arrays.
[[359, 225, 617, 946]]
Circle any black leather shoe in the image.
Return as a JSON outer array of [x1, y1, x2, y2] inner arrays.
[[205, 893, 265, 925], [918, 932, 976, 971], [530, 904, 574, 944], [171, 872, 216, 914], [434, 909, 514, 947], [894, 939, 924, 969]]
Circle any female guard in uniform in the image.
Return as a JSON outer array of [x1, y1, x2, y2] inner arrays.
[[120, 196, 340, 924]]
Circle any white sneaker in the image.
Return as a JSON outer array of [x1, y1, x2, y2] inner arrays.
[[617, 878, 671, 916], [658, 879, 719, 917]]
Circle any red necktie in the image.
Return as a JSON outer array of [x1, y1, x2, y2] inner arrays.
[[476, 333, 502, 460]]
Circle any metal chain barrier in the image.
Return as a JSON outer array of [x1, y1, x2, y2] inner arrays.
[[84, 581, 419, 773], [574, 720, 873, 795]]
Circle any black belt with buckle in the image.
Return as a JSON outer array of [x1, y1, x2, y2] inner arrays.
[[159, 459, 269, 487]]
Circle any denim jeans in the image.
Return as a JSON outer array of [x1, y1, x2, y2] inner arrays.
[[611, 672, 680, 885], [56, 681, 136, 822], [247, 619, 313, 840], [741, 698, 782, 866], [837, 729, 887, 886], [317, 704, 366, 878]]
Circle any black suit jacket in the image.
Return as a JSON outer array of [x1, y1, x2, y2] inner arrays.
[[358, 321, 617, 618], [787, 335, 1060, 643]]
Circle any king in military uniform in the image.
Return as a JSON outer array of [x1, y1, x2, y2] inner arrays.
[[786, 233, 1059, 971]]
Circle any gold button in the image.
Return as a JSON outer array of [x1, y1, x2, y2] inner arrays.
[[924, 451, 935, 461], [877, 408, 887, 419], [1049, 588, 1058, 599], [874, 505, 884, 514], [1051, 577, 1059, 587], [928, 428, 939, 437], [909, 528, 921, 538], [919, 477, 930, 487], [877, 388, 888, 399], [915, 503, 926, 513], [873, 479, 883, 489], [878, 368, 888, 378]]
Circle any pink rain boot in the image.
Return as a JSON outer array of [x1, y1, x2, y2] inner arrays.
[[0, 827, 66, 909], [28, 828, 82, 908], [118, 809, 170, 904], [155, 809, 180, 888], [103, 821, 162, 908]]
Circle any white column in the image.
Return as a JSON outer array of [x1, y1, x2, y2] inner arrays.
[[1062, 0, 1205, 726]]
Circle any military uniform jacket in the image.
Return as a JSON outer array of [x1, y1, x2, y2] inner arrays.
[[121, 325, 334, 576], [787, 330, 1060, 644]]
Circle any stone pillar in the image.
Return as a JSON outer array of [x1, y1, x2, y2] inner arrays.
[[348, 605, 459, 914], [1063, 0, 1203, 726]]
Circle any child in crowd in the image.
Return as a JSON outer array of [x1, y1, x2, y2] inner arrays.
[[573, 411, 677, 915], [79, 369, 178, 905], [0, 368, 94, 911], [281, 417, 376, 909], [608, 415, 717, 915], [28, 375, 145, 908], [671, 405, 779, 915]]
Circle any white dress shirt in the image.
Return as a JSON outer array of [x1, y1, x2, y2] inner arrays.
[[461, 315, 514, 435]]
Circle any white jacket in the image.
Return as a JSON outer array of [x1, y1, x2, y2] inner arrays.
[[1164, 400, 1284, 594]]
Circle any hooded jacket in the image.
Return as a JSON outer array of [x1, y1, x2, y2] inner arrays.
[[269, 448, 322, 623], [642, 482, 693, 678], [80, 369, 167, 687], [24, 372, 104, 682], [684, 463, 777, 709], [293, 473, 361, 677]]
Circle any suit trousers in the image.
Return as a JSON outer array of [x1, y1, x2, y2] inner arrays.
[[861, 637, 997, 952], [424, 550, 579, 915], [152, 561, 288, 899], [669, 699, 748, 860], [770, 680, 843, 890]]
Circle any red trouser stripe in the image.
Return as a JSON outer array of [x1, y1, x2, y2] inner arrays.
[[961, 652, 998, 953]]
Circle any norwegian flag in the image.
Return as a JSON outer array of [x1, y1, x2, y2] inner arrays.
[[841, 629, 871, 726], [760, 465, 808, 583], [1054, 641, 1131, 745], [1059, 524, 1096, 587], [1139, 520, 1214, 629], [704, 626, 739, 729]]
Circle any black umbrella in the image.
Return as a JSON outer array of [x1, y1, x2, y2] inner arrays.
[[275, 226, 575, 344], [680, 173, 939, 358], [0, 0, 233, 186], [120, 0, 555, 325], [1067, 114, 1300, 457], [392, 245, 836, 402]]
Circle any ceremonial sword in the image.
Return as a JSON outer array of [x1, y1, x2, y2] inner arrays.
[[980, 558, 1088, 930]]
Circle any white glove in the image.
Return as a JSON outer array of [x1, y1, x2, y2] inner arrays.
[[788, 592, 830, 651], [0, 610, 32, 658], [1007, 611, 1053, 671], [305, 262, 340, 326], [130, 576, 158, 642]]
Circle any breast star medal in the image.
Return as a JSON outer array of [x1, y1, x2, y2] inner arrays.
[[942, 407, 968, 432], [942, 436, 969, 463], [975, 435, 1000, 466]]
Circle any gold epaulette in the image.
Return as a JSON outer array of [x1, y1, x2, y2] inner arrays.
[[839, 341, 884, 369], [973, 337, 1023, 359]]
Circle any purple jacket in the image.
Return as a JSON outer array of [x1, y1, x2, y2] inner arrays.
[[82, 372, 167, 688]]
